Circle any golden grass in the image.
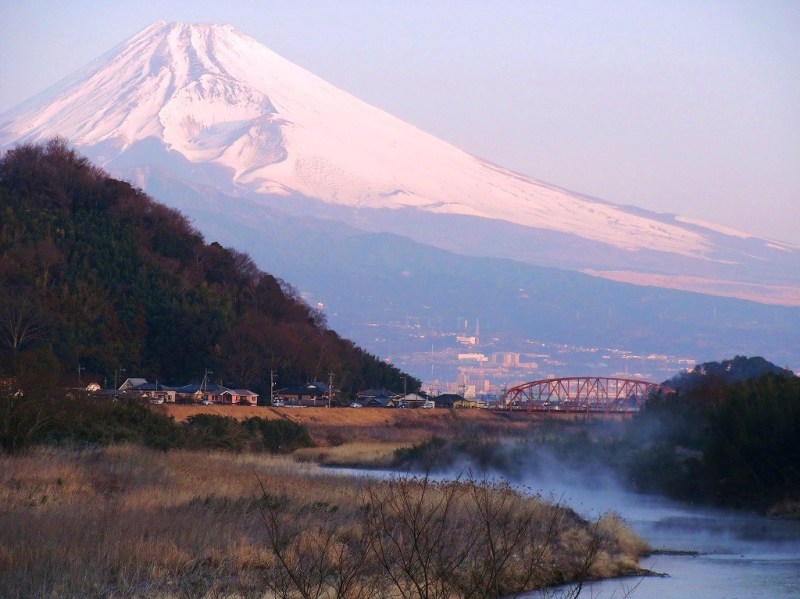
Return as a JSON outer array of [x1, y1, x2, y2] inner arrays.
[[0, 445, 648, 598], [160, 405, 567, 452], [0, 445, 343, 598], [292, 440, 413, 468]]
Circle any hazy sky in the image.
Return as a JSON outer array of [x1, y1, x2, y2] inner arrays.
[[1, 1, 798, 244]]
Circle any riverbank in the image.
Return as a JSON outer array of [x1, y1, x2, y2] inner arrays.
[[163, 404, 800, 517], [158, 405, 627, 467], [160, 404, 553, 439], [0, 444, 649, 598]]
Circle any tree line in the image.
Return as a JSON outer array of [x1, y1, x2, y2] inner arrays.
[[623, 359, 800, 510], [0, 384, 316, 454]]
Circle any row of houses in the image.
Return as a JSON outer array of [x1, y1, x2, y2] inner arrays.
[[100, 378, 487, 409], [99, 378, 260, 405], [274, 385, 478, 408], [351, 388, 486, 409]]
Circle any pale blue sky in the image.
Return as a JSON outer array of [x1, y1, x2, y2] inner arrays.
[[1, 1, 798, 244]]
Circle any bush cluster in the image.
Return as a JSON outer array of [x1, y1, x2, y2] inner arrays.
[[623, 371, 800, 508], [0, 390, 313, 454], [184, 413, 313, 453]]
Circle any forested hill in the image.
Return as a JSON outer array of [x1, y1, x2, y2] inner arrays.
[[662, 355, 794, 391], [0, 139, 417, 396]]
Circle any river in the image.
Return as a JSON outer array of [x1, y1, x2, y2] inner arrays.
[[336, 465, 800, 598], [518, 478, 800, 599]]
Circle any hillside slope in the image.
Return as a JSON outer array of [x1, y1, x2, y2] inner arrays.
[[0, 140, 416, 395]]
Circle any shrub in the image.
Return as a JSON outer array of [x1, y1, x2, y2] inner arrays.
[[183, 414, 255, 451], [242, 417, 314, 453], [45, 398, 184, 451]]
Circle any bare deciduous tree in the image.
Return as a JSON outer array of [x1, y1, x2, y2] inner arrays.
[[257, 473, 625, 599], [0, 388, 52, 452], [0, 347, 62, 453], [257, 481, 380, 599], [363, 475, 466, 599], [0, 296, 49, 353]]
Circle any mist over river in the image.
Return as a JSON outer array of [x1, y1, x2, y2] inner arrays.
[[340, 460, 800, 598], [516, 474, 800, 599]]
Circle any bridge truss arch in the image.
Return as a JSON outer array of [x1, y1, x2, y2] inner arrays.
[[499, 377, 675, 413]]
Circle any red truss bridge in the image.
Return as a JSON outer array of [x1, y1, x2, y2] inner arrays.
[[498, 377, 676, 413]]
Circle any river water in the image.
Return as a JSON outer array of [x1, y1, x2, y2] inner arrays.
[[336, 466, 800, 598], [519, 480, 800, 599]]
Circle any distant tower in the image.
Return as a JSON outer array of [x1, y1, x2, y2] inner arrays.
[[474, 318, 480, 345]]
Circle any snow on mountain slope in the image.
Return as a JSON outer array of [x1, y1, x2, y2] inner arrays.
[[1, 21, 798, 307], [1, 21, 717, 257]]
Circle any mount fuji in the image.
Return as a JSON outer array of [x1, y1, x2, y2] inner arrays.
[[2, 21, 798, 372]]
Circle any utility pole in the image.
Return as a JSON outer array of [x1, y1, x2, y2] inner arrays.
[[77, 364, 84, 385], [270, 370, 275, 405], [202, 369, 213, 402], [114, 368, 125, 398], [327, 372, 334, 408]]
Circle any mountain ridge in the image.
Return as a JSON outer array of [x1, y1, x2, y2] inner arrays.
[[133, 165, 800, 373]]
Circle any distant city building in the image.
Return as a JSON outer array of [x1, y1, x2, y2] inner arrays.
[[458, 353, 488, 362]]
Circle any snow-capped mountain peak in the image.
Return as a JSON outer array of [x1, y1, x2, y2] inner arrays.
[[1, 22, 798, 306], [1, 22, 712, 255]]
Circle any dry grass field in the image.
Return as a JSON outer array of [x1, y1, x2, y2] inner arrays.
[[158, 405, 626, 468], [161, 404, 519, 427], [292, 441, 412, 468], [160, 405, 576, 442], [0, 445, 649, 599], [159, 406, 554, 467]]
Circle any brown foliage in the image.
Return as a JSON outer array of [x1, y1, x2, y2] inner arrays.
[[263, 473, 647, 599]]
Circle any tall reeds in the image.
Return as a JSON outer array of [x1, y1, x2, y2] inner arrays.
[[0, 446, 647, 598]]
